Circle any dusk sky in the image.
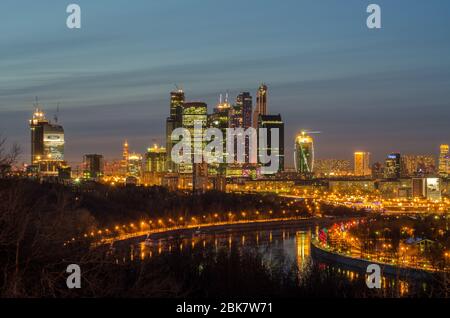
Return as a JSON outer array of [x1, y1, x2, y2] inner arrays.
[[1, 0, 450, 166]]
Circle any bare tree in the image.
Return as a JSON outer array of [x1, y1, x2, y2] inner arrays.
[[0, 135, 21, 178]]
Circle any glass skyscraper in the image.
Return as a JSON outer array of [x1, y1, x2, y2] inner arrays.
[[294, 131, 314, 179]]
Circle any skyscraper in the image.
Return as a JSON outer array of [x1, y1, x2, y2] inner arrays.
[[128, 152, 143, 178], [209, 94, 231, 174], [83, 154, 104, 181], [253, 84, 267, 129], [121, 140, 129, 176], [384, 153, 402, 179], [236, 92, 253, 129], [29, 107, 65, 176], [166, 89, 185, 172], [234, 92, 253, 165], [145, 144, 167, 173], [258, 114, 284, 174], [29, 108, 48, 164], [439, 144, 449, 177], [354, 152, 371, 177], [179, 102, 208, 174], [294, 131, 314, 178]]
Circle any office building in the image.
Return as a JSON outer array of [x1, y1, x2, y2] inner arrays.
[[166, 89, 185, 172], [29, 107, 65, 176], [384, 153, 402, 179], [145, 144, 167, 173], [179, 102, 208, 174], [83, 154, 104, 180], [439, 144, 449, 177], [253, 84, 267, 129], [294, 131, 314, 178], [257, 114, 284, 174]]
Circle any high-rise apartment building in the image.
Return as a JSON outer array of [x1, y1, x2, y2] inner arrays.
[[439, 144, 449, 177], [354, 152, 371, 177]]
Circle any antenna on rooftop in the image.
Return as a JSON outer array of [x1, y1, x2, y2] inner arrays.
[[54, 103, 60, 123]]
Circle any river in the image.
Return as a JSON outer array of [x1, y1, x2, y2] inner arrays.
[[112, 220, 441, 297]]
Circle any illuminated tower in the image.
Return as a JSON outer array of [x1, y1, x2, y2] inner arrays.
[[128, 152, 143, 178], [166, 89, 185, 172], [294, 131, 314, 178], [145, 144, 167, 173], [179, 102, 208, 174], [236, 92, 253, 129], [29, 106, 65, 176], [257, 114, 284, 173], [122, 140, 129, 162], [121, 140, 129, 176], [29, 107, 49, 164], [209, 94, 232, 173], [83, 154, 104, 180], [384, 153, 402, 179], [439, 144, 449, 177], [253, 84, 267, 129], [354, 152, 371, 177]]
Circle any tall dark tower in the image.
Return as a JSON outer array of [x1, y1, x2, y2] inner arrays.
[[253, 84, 267, 129], [29, 105, 65, 176], [29, 107, 49, 164], [166, 89, 185, 172], [236, 92, 253, 129], [234, 92, 253, 164], [257, 114, 284, 174]]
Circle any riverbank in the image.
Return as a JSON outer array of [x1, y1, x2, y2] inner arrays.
[[310, 239, 442, 279], [106, 216, 359, 246]]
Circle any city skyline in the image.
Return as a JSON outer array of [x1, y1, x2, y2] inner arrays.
[[1, 1, 450, 165], [1, 1, 450, 303]]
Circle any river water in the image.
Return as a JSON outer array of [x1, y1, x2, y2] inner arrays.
[[114, 222, 440, 297]]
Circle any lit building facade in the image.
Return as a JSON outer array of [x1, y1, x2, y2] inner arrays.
[[294, 131, 314, 178], [209, 95, 232, 175], [257, 114, 284, 174], [439, 144, 449, 177], [179, 102, 208, 174], [354, 152, 371, 177], [402, 154, 436, 177], [29, 108, 65, 176], [145, 144, 167, 173], [425, 177, 442, 201], [236, 92, 253, 130], [384, 153, 402, 179], [121, 140, 129, 176], [166, 89, 185, 172], [314, 159, 351, 177], [30, 108, 48, 164], [83, 154, 104, 180], [253, 84, 267, 129], [127, 152, 143, 178]]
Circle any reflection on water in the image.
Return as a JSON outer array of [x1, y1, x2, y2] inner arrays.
[[113, 224, 432, 297]]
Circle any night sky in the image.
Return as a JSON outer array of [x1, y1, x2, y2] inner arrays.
[[1, 0, 449, 166]]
